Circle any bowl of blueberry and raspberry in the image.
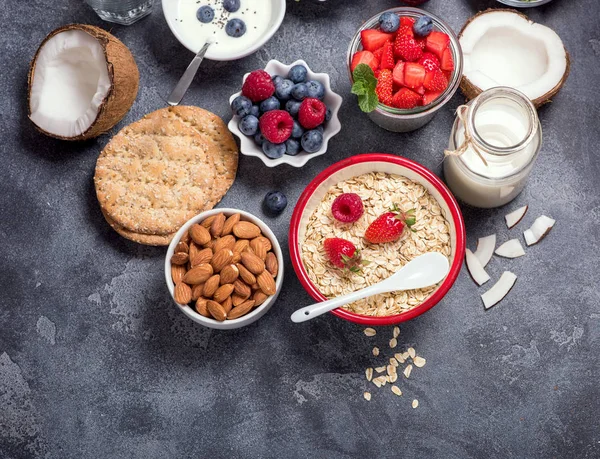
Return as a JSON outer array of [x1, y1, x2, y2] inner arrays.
[[228, 60, 343, 167]]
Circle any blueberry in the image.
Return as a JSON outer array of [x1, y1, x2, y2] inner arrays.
[[288, 64, 308, 83], [223, 0, 240, 12], [239, 115, 259, 136], [254, 132, 266, 145], [291, 83, 308, 101], [325, 107, 332, 122], [285, 99, 302, 117], [264, 191, 288, 215], [272, 75, 283, 86], [231, 95, 252, 117], [225, 18, 246, 37], [285, 139, 301, 156], [378, 12, 400, 33], [315, 125, 324, 134], [301, 129, 323, 153], [196, 6, 214, 23], [250, 104, 260, 118], [275, 79, 294, 101], [291, 120, 304, 139], [414, 16, 433, 38], [260, 96, 280, 113], [262, 141, 286, 159], [306, 80, 325, 100]]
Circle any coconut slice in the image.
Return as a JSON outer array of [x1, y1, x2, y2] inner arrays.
[[495, 239, 525, 258], [459, 9, 570, 107], [505, 205, 528, 229], [474, 234, 496, 267], [465, 249, 490, 286], [524, 215, 555, 246], [28, 24, 139, 140], [481, 271, 517, 310]]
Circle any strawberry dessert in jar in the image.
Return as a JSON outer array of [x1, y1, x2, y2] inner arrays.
[[347, 7, 463, 132]]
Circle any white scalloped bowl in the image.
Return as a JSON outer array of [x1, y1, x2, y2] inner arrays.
[[228, 59, 343, 168]]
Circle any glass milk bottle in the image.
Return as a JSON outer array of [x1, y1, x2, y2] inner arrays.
[[443, 87, 542, 208]]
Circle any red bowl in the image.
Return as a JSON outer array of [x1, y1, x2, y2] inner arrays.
[[289, 153, 466, 325]]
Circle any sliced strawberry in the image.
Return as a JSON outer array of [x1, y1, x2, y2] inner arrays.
[[392, 88, 421, 110], [351, 51, 378, 73], [375, 69, 394, 106], [380, 41, 395, 71], [403, 62, 426, 89], [397, 25, 414, 37], [374, 69, 381, 79], [418, 52, 440, 72], [394, 33, 423, 62], [443, 70, 453, 81], [423, 69, 448, 92], [441, 47, 454, 72], [400, 16, 415, 28], [392, 61, 405, 87], [422, 91, 443, 106], [425, 31, 450, 58], [361, 29, 394, 52], [373, 46, 385, 67], [415, 86, 426, 96]]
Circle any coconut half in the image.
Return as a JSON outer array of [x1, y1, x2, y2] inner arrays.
[[28, 24, 139, 140], [459, 9, 570, 107]]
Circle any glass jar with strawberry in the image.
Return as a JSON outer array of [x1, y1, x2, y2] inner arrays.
[[347, 7, 463, 132]]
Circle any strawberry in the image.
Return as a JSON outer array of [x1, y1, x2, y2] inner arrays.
[[373, 46, 385, 67], [423, 69, 448, 92], [392, 88, 421, 109], [441, 47, 454, 72], [425, 31, 450, 58], [364, 206, 416, 244], [392, 61, 405, 87], [422, 91, 443, 106], [400, 16, 415, 28], [380, 41, 395, 71], [397, 25, 414, 37], [415, 86, 426, 96], [403, 62, 426, 89], [323, 238, 365, 272], [418, 52, 440, 72], [394, 33, 423, 62], [361, 29, 393, 52], [351, 51, 378, 73], [375, 69, 394, 106]]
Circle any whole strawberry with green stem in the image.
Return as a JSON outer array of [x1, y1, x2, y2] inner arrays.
[[323, 238, 368, 273], [364, 205, 416, 244]]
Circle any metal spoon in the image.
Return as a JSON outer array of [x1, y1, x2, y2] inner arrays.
[[290, 252, 450, 323], [167, 41, 211, 106]]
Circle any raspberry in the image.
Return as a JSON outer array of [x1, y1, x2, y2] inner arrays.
[[259, 110, 294, 144], [242, 70, 275, 102], [298, 98, 326, 129], [331, 193, 364, 223]]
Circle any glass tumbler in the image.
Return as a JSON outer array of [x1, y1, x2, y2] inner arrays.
[[85, 0, 154, 25]]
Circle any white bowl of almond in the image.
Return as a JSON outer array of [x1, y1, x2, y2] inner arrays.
[[165, 209, 284, 329]]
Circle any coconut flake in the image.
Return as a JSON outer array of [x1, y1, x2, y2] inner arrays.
[[505, 206, 528, 229], [474, 234, 496, 267], [524, 215, 555, 246], [481, 271, 517, 310], [465, 249, 490, 286], [495, 239, 526, 258]]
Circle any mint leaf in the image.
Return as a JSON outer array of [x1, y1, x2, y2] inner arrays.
[[353, 64, 376, 86], [351, 80, 367, 96], [352, 64, 379, 113], [358, 90, 379, 113]]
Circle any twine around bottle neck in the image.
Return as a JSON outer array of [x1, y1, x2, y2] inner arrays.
[[444, 105, 489, 167]]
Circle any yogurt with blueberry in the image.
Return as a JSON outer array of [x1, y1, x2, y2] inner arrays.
[[166, 0, 273, 59]]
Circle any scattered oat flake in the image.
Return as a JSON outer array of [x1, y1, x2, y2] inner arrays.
[[395, 353, 406, 363], [364, 392, 372, 401], [403, 364, 413, 378], [375, 366, 386, 373], [365, 367, 373, 381], [372, 346, 380, 356], [389, 338, 398, 349], [364, 327, 376, 337], [412, 399, 419, 408], [402, 351, 410, 360], [393, 326, 400, 338], [408, 347, 416, 359], [391, 385, 402, 396], [373, 379, 382, 388], [389, 373, 398, 383], [413, 356, 426, 368], [387, 364, 396, 376], [390, 357, 399, 367]]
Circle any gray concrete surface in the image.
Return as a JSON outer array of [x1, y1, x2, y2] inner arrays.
[[1, 0, 599, 457]]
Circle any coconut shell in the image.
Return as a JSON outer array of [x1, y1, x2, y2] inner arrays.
[[458, 9, 570, 108], [27, 24, 139, 141]]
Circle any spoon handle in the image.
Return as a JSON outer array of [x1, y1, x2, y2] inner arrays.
[[167, 42, 211, 106], [291, 284, 384, 323]]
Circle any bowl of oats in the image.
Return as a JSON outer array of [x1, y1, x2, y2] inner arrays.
[[289, 153, 465, 325]]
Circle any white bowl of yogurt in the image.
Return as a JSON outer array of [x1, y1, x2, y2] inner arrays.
[[162, 0, 286, 61]]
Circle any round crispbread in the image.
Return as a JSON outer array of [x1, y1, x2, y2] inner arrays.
[[100, 208, 174, 246]]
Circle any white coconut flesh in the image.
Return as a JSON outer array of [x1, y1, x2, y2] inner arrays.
[[29, 30, 111, 138], [460, 11, 567, 102]]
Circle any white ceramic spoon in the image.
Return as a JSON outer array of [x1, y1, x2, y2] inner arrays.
[[291, 252, 450, 323]]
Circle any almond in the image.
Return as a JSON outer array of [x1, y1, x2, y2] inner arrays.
[[249, 238, 267, 261], [253, 290, 268, 306], [203, 275, 221, 298], [210, 213, 226, 238], [170, 252, 189, 265], [220, 264, 239, 285], [232, 293, 247, 307], [240, 251, 265, 275], [266, 252, 278, 277], [201, 215, 216, 228], [255, 236, 272, 251], [233, 279, 251, 299], [189, 242, 200, 262], [233, 239, 250, 254], [213, 284, 234, 303], [250, 283, 260, 291], [213, 235, 236, 253], [203, 239, 215, 251], [175, 241, 189, 254], [207, 300, 227, 321], [236, 263, 257, 285], [174, 282, 192, 305], [191, 283, 204, 301], [221, 295, 233, 314], [191, 247, 213, 267], [257, 271, 276, 295], [232, 252, 241, 264], [227, 300, 255, 320], [222, 213, 241, 236], [189, 224, 211, 246], [180, 231, 191, 245], [171, 264, 186, 284], [195, 298, 210, 317], [233, 221, 261, 239], [182, 264, 213, 284], [211, 249, 234, 273]]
